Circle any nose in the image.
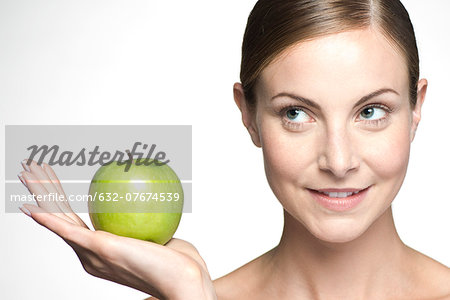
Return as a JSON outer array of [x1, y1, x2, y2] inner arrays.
[[318, 125, 360, 178]]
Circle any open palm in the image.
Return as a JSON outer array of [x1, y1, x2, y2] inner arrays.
[[18, 160, 216, 300]]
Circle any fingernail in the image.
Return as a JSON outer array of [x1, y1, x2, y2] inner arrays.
[[21, 160, 31, 172], [19, 206, 31, 217], [17, 173, 27, 187]]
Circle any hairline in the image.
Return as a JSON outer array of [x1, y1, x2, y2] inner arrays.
[[250, 24, 412, 109]]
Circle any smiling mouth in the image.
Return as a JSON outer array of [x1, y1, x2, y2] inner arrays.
[[316, 190, 363, 198], [308, 186, 371, 211]]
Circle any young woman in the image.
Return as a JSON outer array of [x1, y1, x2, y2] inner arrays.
[[18, 0, 450, 299]]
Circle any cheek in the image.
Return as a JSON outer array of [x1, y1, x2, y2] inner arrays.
[[360, 119, 411, 181], [260, 115, 412, 187], [258, 118, 314, 193], [260, 124, 292, 183]]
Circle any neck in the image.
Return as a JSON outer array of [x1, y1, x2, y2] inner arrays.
[[267, 206, 408, 299]]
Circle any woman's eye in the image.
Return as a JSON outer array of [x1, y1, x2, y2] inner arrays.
[[359, 107, 386, 120], [286, 108, 310, 123]]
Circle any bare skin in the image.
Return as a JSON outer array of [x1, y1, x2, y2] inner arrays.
[[18, 160, 216, 300], [213, 27, 449, 300], [19, 27, 449, 300], [213, 209, 450, 300]]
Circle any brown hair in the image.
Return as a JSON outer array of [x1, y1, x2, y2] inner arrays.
[[240, 0, 419, 110]]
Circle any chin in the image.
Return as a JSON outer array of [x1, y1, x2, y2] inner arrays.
[[307, 216, 371, 244]]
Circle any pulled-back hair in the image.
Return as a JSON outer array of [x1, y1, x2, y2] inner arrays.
[[240, 0, 419, 110]]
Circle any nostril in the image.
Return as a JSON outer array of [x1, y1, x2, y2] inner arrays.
[[316, 130, 360, 178], [318, 154, 359, 178]]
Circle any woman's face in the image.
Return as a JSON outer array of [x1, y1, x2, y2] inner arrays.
[[236, 27, 426, 243]]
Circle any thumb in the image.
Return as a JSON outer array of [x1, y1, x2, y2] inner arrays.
[[165, 238, 209, 272]]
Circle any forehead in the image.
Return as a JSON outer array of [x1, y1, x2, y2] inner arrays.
[[258, 27, 409, 102]]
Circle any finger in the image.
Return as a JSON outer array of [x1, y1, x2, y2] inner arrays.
[[19, 171, 76, 223], [19, 206, 32, 217], [21, 160, 84, 225], [22, 204, 92, 247], [42, 163, 87, 227], [165, 238, 208, 271], [41, 163, 69, 200], [20, 171, 52, 210], [22, 160, 60, 196]]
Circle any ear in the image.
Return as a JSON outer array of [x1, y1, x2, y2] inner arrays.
[[233, 82, 261, 147], [410, 78, 428, 143]]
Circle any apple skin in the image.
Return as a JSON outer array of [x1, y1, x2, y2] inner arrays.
[[88, 159, 183, 245]]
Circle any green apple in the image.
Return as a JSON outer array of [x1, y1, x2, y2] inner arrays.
[[88, 159, 183, 245]]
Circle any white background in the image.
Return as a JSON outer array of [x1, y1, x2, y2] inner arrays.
[[0, 0, 449, 299]]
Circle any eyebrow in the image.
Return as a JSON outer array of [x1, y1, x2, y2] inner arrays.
[[270, 88, 399, 110]]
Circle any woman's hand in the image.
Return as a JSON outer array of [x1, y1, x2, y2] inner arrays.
[[18, 160, 216, 300]]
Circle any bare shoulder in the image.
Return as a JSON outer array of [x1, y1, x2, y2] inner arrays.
[[404, 246, 450, 299], [213, 246, 450, 300], [213, 249, 274, 300], [213, 261, 260, 300]]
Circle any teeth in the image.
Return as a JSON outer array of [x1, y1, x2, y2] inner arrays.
[[321, 191, 359, 198]]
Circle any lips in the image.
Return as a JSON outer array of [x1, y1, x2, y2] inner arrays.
[[317, 190, 361, 198], [308, 186, 371, 212]]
